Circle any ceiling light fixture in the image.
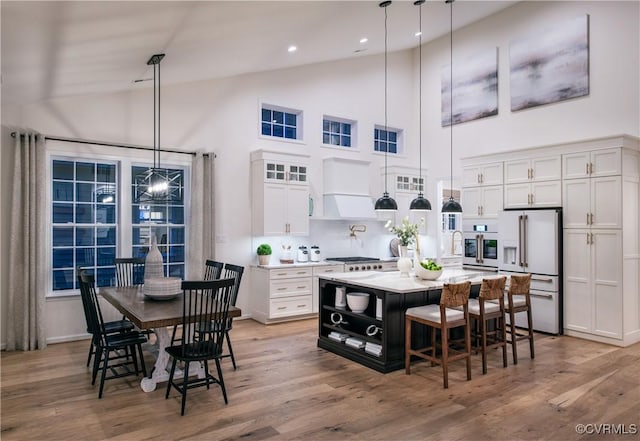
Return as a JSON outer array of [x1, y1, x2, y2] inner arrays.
[[410, 0, 431, 212], [374, 0, 398, 212], [133, 53, 182, 204], [360, 37, 368, 43], [441, 0, 463, 213], [288, 45, 297, 52]]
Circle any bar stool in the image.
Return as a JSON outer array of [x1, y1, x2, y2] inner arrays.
[[405, 281, 472, 388], [505, 273, 534, 364], [467, 276, 507, 374]]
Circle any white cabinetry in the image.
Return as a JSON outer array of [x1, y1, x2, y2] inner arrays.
[[563, 148, 621, 179], [381, 166, 428, 231], [563, 176, 621, 229], [251, 266, 314, 323], [504, 156, 561, 209], [462, 162, 503, 187], [251, 150, 309, 236], [461, 185, 502, 218]]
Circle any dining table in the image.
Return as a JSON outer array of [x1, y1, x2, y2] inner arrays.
[[100, 285, 241, 392]]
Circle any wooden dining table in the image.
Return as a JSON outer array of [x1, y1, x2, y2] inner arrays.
[[100, 285, 241, 392]]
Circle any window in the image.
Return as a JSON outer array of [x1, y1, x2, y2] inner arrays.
[[322, 117, 354, 148], [131, 166, 186, 278], [261, 105, 302, 140], [374, 126, 401, 154], [52, 159, 118, 290], [50, 156, 188, 294]]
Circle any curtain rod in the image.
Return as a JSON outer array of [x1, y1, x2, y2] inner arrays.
[[10, 132, 210, 157]]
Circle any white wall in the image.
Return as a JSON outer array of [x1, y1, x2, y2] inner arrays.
[[1, 1, 638, 345]]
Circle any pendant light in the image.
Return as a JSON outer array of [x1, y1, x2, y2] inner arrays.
[[375, 0, 398, 212], [134, 53, 182, 204], [409, 0, 432, 212], [441, 0, 463, 213]]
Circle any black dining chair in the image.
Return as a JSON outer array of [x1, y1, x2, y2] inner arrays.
[[79, 272, 148, 399], [165, 278, 235, 415], [77, 268, 135, 367], [219, 263, 244, 370], [114, 257, 145, 287]]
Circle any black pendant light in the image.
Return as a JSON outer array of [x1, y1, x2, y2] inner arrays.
[[375, 0, 398, 212], [134, 53, 182, 204], [442, 0, 463, 213], [410, 0, 432, 212]]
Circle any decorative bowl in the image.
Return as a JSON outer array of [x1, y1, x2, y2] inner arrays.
[[346, 292, 370, 313], [414, 264, 443, 280]]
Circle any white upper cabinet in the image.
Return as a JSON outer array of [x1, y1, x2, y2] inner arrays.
[[462, 162, 503, 187], [563, 175, 622, 229], [504, 156, 561, 184], [461, 185, 502, 218], [562, 148, 621, 179], [504, 180, 562, 209]]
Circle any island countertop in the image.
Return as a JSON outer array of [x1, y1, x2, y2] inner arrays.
[[318, 268, 500, 294]]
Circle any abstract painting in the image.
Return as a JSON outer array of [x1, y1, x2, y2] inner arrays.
[[441, 47, 498, 127], [510, 15, 589, 111]]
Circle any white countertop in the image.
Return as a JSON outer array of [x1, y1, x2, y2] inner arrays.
[[319, 268, 501, 294], [253, 260, 345, 269]]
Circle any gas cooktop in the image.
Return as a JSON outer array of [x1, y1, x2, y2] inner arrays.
[[325, 257, 380, 263]]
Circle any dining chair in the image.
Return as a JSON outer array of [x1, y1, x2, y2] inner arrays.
[[114, 257, 145, 287], [165, 278, 235, 415], [79, 272, 148, 399], [77, 268, 135, 367], [405, 281, 472, 388], [218, 263, 245, 370], [204, 259, 225, 281]]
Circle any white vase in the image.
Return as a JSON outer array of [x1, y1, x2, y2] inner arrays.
[[144, 234, 164, 280], [397, 245, 412, 277]]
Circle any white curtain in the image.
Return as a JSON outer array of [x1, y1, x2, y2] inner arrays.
[[187, 152, 215, 279], [7, 132, 47, 351]]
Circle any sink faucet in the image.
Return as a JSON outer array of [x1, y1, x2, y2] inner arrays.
[[451, 230, 463, 255], [349, 224, 366, 238]]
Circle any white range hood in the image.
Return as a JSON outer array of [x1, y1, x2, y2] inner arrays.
[[322, 157, 377, 219]]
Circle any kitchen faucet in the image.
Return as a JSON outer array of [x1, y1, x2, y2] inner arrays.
[[349, 224, 366, 238], [451, 230, 463, 255]]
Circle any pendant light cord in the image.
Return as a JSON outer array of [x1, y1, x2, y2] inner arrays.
[[153, 62, 157, 169], [158, 59, 161, 169], [383, 3, 389, 195], [449, 0, 454, 194], [418, 2, 423, 192]]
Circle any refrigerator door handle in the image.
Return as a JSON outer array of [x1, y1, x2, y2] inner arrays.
[[531, 276, 554, 283], [530, 292, 553, 300], [518, 215, 523, 267], [523, 215, 528, 268]]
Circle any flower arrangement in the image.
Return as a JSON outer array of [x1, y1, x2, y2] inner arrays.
[[385, 216, 424, 247]]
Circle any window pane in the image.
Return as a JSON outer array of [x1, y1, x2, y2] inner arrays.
[[330, 121, 340, 133], [170, 227, 185, 244], [284, 127, 296, 139], [389, 143, 397, 154], [389, 131, 397, 142], [149, 206, 167, 222], [273, 111, 284, 124], [53, 181, 73, 201], [96, 227, 116, 246], [331, 134, 339, 145], [53, 203, 73, 223], [168, 206, 184, 224], [169, 245, 185, 262], [53, 227, 73, 247], [168, 264, 184, 278], [96, 247, 116, 266], [284, 112, 296, 126], [76, 183, 94, 202], [76, 162, 94, 181], [96, 267, 115, 287], [53, 160, 74, 180], [273, 125, 284, 137], [342, 123, 351, 135], [76, 227, 94, 246], [261, 123, 271, 136], [53, 248, 73, 269], [53, 270, 74, 290], [96, 184, 116, 203], [341, 135, 351, 147], [261, 108, 271, 122], [323, 133, 330, 144], [76, 248, 95, 267], [323, 120, 330, 131], [97, 164, 116, 183], [75, 204, 94, 223], [96, 204, 115, 223]]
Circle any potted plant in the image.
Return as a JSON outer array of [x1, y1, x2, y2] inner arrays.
[[256, 243, 272, 265]]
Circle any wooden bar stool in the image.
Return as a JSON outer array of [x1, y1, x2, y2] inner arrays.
[[505, 273, 534, 364], [405, 281, 472, 388], [467, 276, 507, 374]]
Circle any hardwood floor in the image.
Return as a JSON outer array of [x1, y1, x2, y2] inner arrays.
[[2, 318, 639, 440]]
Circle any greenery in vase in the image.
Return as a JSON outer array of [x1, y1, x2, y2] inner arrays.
[[256, 243, 272, 255], [385, 216, 424, 247]]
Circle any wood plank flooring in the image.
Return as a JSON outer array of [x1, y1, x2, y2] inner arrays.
[[2, 318, 639, 440]]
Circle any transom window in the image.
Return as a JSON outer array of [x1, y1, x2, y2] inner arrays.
[[322, 117, 353, 147], [374, 126, 400, 154], [261, 105, 301, 140]]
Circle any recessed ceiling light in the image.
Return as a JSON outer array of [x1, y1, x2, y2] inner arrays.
[[360, 38, 368, 44], [415, 31, 422, 37], [288, 45, 297, 53]]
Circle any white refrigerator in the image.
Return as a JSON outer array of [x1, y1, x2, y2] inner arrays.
[[498, 209, 562, 334]]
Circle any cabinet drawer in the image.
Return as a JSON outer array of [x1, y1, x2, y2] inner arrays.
[[270, 278, 312, 298], [313, 265, 345, 275], [270, 267, 313, 279], [270, 295, 313, 318]]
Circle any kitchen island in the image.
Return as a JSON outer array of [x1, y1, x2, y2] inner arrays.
[[317, 268, 498, 373]]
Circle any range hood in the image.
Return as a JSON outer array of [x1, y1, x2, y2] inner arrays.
[[322, 158, 377, 219]]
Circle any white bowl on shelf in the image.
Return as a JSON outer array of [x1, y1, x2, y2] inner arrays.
[[346, 292, 370, 313], [414, 264, 443, 280]]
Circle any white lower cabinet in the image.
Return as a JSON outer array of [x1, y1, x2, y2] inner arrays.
[[251, 266, 314, 324], [564, 229, 623, 340]]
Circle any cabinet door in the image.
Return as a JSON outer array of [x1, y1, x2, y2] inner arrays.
[[287, 185, 310, 235], [504, 183, 531, 209], [262, 184, 287, 235], [591, 176, 621, 229], [591, 148, 621, 177], [461, 187, 482, 217], [264, 161, 288, 183], [563, 152, 590, 180], [592, 230, 622, 339], [532, 156, 561, 181], [462, 166, 482, 187], [563, 229, 592, 333], [481, 185, 503, 217], [481, 163, 503, 186], [562, 179, 590, 228], [287, 163, 308, 186], [504, 159, 530, 184], [531, 180, 561, 207]]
